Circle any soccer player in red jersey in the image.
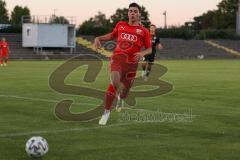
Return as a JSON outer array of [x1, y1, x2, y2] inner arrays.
[[94, 3, 152, 125], [0, 38, 10, 67]]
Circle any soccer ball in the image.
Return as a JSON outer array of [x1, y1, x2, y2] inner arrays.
[[25, 136, 49, 158]]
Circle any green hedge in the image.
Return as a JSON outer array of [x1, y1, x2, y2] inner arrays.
[[1, 25, 239, 40], [196, 29, 240, 40], [0, 26, 22, 33], [156, 27, 196, 39], [156, 27, 239, 40], [77, 26, 112, 36]]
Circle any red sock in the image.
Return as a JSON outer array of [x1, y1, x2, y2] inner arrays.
[[104, 84, 117, 110]]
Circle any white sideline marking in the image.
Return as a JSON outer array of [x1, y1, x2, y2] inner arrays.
[[0, 123, 134, 138], [0, 94, 58, 103], [0, 94, 198, 138], [0, 94, 161, 112], [0, 93, 199, 117], [0, 94, 166, 112], [0, 94, 97, 107]]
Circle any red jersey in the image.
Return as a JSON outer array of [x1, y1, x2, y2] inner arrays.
[[0, 41, 9, 54], [111, 21, 151, 61]]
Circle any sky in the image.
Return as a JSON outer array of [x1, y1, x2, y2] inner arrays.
[[5, 0, 222, 27]]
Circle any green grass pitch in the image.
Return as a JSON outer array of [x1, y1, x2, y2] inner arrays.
[[0, 60, 240, 160]]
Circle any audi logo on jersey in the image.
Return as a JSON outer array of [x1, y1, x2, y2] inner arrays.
[[121, 33, 137, 42]]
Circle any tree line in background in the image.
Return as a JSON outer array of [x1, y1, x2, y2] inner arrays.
[[0, 0, 239, 39], [0, 0, 31, 32], [0, 0, 70, 32], [0, 0, 30, 25], [182, 0, 239, 39], [77, 6, 150, 36], [78, 0, 240, 39], [187, 0, 238, 30]]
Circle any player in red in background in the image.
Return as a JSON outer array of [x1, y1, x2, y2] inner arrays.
[[0, 38, 10, 67], [94, 2, 152, 125]]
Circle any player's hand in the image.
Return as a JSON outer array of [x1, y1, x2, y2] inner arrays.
[[157, 44, 163, 50], [94, 37, 101, 52], [134, 52, 144, 62]]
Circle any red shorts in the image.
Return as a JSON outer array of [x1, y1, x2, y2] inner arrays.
[[110, 54, 138, 89], [0, 52, 8, 58]]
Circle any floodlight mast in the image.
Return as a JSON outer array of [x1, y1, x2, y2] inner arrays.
[[163, 11, 167, 29]]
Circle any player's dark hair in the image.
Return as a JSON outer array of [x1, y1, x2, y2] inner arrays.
[[129, 3, 141, 12]]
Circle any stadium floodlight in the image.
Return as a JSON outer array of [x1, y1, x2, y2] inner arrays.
[[163, 11, 167, 29]]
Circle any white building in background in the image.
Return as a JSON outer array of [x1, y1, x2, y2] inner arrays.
[[237, 0, 240, 36], [22, 15, 76, 53]]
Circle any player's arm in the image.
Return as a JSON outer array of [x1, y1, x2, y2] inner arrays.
[[140, 48, 152, 56], [94, 22, 121, 51], [94, 33, 113, 51], [157, 43, 163, 50], [134, 48, 152, 61], [156, 37, 163, 51]]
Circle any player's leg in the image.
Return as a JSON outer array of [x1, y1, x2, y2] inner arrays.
[[3, 55, 8, 66], [116, 70, 136, 112], [0, 55, 3, 67], [142, 55, 150, 78], [104, 71, 124, 110], [145, 62, 153, 77], [144, 54, 155, 80], [141, 61, 147, 77], [5, 55, 8, 64], [116, 87, 130, 112], [99, 82, 116, 125], [142, 60, 147, 71], [99, 71, 124, 125]]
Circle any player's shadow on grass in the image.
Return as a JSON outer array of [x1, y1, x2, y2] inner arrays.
[[49, 54, 173, 122]]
